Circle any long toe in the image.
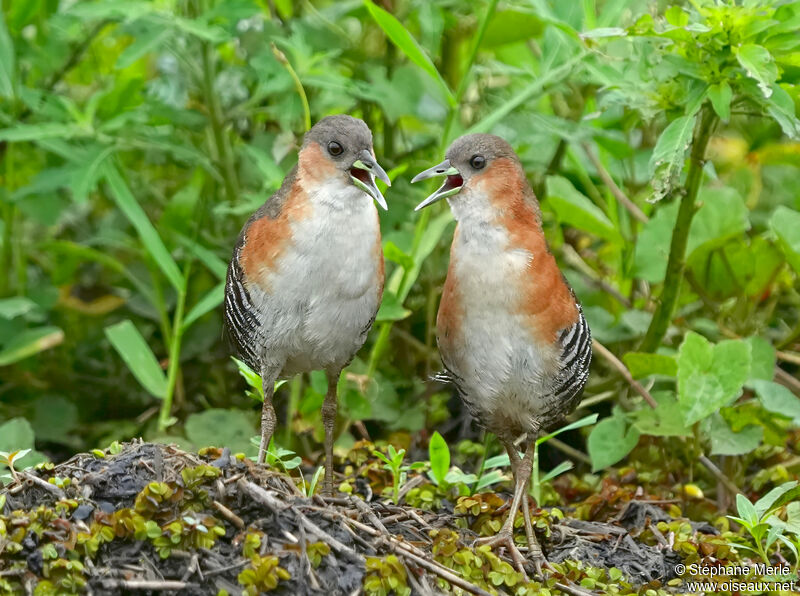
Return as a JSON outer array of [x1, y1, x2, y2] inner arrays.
[[474, 531, 528, 578]]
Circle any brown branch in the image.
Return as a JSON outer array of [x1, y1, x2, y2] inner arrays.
[[212, 500, 244, 529], [591, 339, 658, 409], [776, 350, 800, 366], [698, 454, 742, 498]]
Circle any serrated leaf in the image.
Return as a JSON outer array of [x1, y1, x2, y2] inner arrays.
[[649, 113, 697, 201], [633, 391, 692, 437], [736, 44, 778, 98], [104, 320, 167, 399]]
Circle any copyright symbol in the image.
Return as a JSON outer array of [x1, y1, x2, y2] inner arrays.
[[675, 564, 686, 575]]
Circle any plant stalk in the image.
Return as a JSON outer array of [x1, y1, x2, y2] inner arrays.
[[641, 107, 717, 352], [159, 277, 188, 431]]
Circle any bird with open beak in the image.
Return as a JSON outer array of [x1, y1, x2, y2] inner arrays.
[[224, 115, 390, 495], [413, 133, 592, 574]]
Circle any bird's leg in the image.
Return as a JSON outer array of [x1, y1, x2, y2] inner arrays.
[[475, 440, 546, 577], [500, 439, 537, 563], [321, 368, 342, 496], [257, 365, 280, 465]]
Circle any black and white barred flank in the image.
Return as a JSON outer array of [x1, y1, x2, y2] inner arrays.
[[550, 301, 592, 409], [223, 242, 261, 372]]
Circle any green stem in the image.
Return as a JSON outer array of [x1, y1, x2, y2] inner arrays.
[[641, 107, 717, 352], [201, 43, 239, 203], [159, 276, 188, 431], [271, 43, 311, 132], [442, 0, 499, 144]]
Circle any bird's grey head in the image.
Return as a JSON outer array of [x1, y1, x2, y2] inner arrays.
[[412, 133, 520, 211], [301, 115, 391, 209]]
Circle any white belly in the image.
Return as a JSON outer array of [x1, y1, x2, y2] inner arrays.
[[249, 183, 381, 374], [443, 226, 560, 434]]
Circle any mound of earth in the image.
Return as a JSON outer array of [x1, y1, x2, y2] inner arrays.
[[0, 441, 705, 595]]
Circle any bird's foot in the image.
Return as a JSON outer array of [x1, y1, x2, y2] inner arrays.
[[474, 529, 530, 579], [474, 528, 550, 580]]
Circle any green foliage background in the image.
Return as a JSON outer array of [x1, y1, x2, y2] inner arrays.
[[1, 0, 800, 500]]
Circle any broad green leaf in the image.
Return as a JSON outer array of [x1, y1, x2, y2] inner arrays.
[[182, 283, 224, 331], [31, 395, 79, 445], [545, 176, 620, 242], [633, 202, 678, 283], [540, 460, 573, 484], [0, 122, 89, 143], [707, 413, 762, 456], [736, 493, 759, 526], [104, 320, 167, 399], [770, 206, 800, 273], [587, 412, 639, 471], [751, 380, 800, 423], [708, 81, 732, 121], [483, 10, 543, 47], [0, 418, 34, 452], [185, 409, 256, 456], [103, 163, 184, 291], [0, 297, 38, 320], [376, 290, 412, 322], [363, 1, 454, 106], [0, 10, 15, 99], [116, 27, 169, 69], [0, 327, 64, 366], [649, 113, 697, 202], [736, 44, 778, 98], [622, 352, 678, 378], [754, 481, 800, 519], [686, 188, 750, 258], [633, 391, 692, 437], [746, 337, 775, 383], [677, 332, 751, 426], [428, 431, 450, 486], [765, 84, 800, 140]]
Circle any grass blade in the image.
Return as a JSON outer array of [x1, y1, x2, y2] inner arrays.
[[104, 319, 167, 399], [103, 162, 184, 291], [182, 283, 224, 331]]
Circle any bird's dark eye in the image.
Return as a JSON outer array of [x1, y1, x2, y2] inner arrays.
[[470, 155, 486, 169], [328, 141, 343, 156]]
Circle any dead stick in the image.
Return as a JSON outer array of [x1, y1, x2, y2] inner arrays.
[[698, 454, 742, 498], [100, 580, 190, 591], [20, 473, 66, 499], [592, 339, 658, 409], [777, 350, 800, 366], [238, 479, 363, 563], [212, 500, 245, 529]]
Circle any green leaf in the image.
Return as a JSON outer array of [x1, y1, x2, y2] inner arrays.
[[0, 327, 64, 366], [686, 188, 750, 260], [540, 460, 573, 484], [633, 202, 678, 283], [545, 176, 620, 242], [633, 391, 692, 437], [103, 163, 184, 291], [428, 431, 450, 486], [649, 113, 697, 202], [182, 283, 224, 331], [104, 320, 167, 399], [363, 1, 454, 106], [765, 84, 800, 140], [0, 122, 89, 143], [0, 418, 47, 472], [375, 291, 411, 322], [116, 27, 169, 69], [537, 413, 598, 444], [0, 10, 15, 99], [0, 297, 39, 320], [707, 413, 762, 456], [754, 481, 800, 519], [736, 493, 759, 526], [770, 206, 800, 274], [587, 412, 639, 471], [677, 332, 751, 426], [70, 146, 114, 203], [751, 380, 800, 423], [383, 241, 413, 270], [736, 44, 778, 98], [746, 337, 776, 383], [622, 352, 678, 378], [483, 10, 543, 47], [185, 409, 256, 456], [708, 81, 732, 121]]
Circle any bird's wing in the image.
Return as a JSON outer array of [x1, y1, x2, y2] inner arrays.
[[550, 299, 592, 407], [222, 166, 300, 369]]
